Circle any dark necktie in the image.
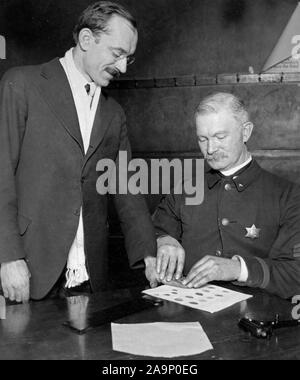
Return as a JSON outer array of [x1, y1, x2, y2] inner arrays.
[[84, 83, 96, 108]]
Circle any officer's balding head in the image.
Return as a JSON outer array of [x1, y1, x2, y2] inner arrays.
[[195, 92, 254, 172]]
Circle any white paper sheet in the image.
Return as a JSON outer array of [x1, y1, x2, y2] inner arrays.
[[143, 284, 252, 313], [111, 322, 213, 358], [0, 295, 6, 320]]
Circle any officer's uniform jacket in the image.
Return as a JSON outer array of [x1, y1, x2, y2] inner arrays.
[[154, 159, 300, 299]]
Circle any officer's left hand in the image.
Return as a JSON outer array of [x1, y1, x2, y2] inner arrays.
[[182, 256, 241, 288]]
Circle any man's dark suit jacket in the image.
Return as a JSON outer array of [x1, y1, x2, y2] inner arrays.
[[0, 58, 156, 299]]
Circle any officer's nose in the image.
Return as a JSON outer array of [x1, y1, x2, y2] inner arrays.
[[207, 140, 217, 155], [115, 57, 127, 74]]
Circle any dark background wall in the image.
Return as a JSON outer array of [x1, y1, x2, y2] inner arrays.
[[0, 0, 298, 77], [0, 0, 299, 180]]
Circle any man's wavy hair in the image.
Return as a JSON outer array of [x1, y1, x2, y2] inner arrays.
[[73, 1, 137, 44]]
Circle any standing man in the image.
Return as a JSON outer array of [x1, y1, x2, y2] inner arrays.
[[0, 1, 156, 302], [153, 92, 300, 299]]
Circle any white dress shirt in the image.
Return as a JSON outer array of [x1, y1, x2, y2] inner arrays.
[[60, 48, 101, 288]]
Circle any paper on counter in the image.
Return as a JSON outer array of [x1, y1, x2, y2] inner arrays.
[[143, 284, 252, 313], [0, 295, 6, 320], [111, 322, 213, 358]]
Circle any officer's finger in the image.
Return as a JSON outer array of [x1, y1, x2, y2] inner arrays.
[[183, 263, 205, 285], [165, 255, 177, 281], [182, 257, 208, 284], [189, 267, 216, 288], [150, 279, 158, 288], [192, 275, 210, 288], [7, 286, 16, 302], [175, 249, 185, 280], [189, 255, 212, 271], [2, 286, 9, 299], [159, 251, 170, 281], [13, 284, 24, 303], [184, 259, 214, 286], [156, 247, 164, 274], [20, 282, 30, 303]]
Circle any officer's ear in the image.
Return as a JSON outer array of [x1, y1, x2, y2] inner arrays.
[[77, 28, 96, 51], [242, 121, 254, 143]]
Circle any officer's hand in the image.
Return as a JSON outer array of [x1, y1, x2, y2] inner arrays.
[[144, 256, 160, 288], [182, 256, 241, 288], [156, 244, 185, 282], [0, 260, 31, 303]]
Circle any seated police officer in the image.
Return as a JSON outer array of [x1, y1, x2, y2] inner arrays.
[[150, 92, 300, 299]]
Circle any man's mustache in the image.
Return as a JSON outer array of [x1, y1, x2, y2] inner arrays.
[[106, 67, 121, 79], [206, 152, 227, 161]]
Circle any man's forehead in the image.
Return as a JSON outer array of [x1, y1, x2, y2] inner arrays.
[[196, 110, 237, 126], [196, 110, 240, 135], [104, 15, 138, 51], [106, 15, 137, 37]]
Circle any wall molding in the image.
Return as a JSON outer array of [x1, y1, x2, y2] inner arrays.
[[109, 73, 300, 90], [132, 150, 300, 159]]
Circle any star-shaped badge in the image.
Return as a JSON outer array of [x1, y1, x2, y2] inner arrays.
[[245, 224, 261, 239]]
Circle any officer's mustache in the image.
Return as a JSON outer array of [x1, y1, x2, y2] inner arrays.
[[206, 152, 227, 161]]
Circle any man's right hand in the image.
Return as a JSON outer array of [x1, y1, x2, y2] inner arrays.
[[0, 260, 31, 303], [156, 239, 185, 282]]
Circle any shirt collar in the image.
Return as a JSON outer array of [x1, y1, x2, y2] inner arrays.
[[206, 157, 260, 191], [221, 155, 252, 176], [62, 48, 97, 92]]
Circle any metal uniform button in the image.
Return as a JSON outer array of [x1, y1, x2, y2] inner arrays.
[[225, 183, 232, 191], [222, 218, 230, 226], [215, 250, 222, 257]]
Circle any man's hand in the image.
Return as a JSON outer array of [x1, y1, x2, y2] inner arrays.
[[156, 244, 185, 282], [0, 260, 31, 303], [144, 256, 160, 288], [182, 256, 241, 288]]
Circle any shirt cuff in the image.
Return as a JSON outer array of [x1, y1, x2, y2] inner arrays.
[[232, 255, 249, 282], [157, 235, 182, 249]]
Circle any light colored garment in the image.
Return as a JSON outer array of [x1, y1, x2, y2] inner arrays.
[[60, 48, 101, 288]]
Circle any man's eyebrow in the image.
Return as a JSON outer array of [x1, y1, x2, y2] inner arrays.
[[111, 47, 128, 54], [198, 132, 227, 138], [213, 131, 227, 137]]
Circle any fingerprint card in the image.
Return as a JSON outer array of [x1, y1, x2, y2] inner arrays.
[[143, 285, 252, 313]]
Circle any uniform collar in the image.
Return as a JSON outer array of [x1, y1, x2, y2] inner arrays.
[[206, 158, 261, 191], [221, 155, 252, 176]]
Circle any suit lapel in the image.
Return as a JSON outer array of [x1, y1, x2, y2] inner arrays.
[[36, 59, 115, 162], [84, 92, 115, 163], [37, 58, 84, 154]]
